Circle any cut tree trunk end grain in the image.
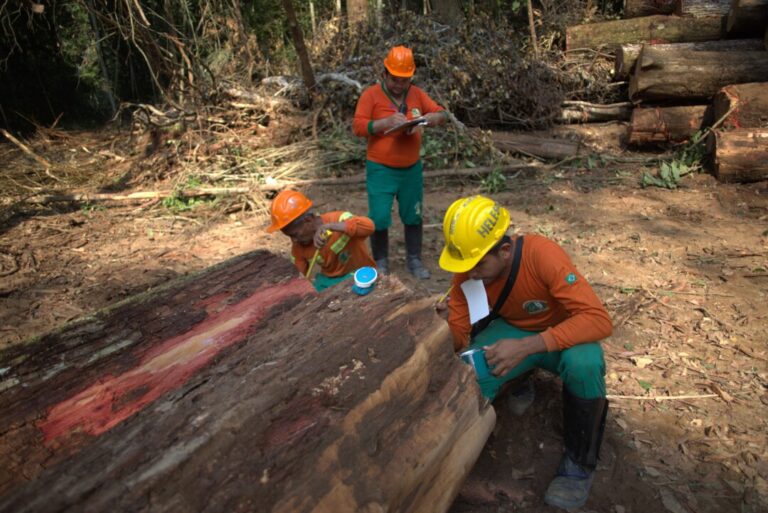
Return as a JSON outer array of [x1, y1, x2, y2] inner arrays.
[[712, 82, 768, 129], [566, 15, 724, 51], [727, 0, 768, 36], [629, 47, 768, 101], [0, 251, 495, 513], [623, 0, 679, 18], [706, 128, 768, 182], [627, 105, 709, 145], [613, 39, 764, 81]]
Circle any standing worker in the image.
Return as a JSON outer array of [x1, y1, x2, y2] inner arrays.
[[352, 45, 448, 279], [267, 190, 376, 292], [438, 195, 613, 510]]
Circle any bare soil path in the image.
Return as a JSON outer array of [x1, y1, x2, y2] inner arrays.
[[1, 134, 766, 512]]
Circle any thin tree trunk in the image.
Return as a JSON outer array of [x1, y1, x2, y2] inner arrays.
[[309, 0, 316, 34], [527, 0, 539, 58], [281, 0, 316, 92]]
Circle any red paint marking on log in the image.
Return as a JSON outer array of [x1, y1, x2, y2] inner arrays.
[[38, 277, 315, 445]]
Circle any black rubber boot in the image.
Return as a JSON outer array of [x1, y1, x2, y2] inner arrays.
[[404, 223, 430, 279], [544, 390, 608, 510], [370, 229, 389, 275]]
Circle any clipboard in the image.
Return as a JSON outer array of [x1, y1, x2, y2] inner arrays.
[[382, 116, 428, 135]]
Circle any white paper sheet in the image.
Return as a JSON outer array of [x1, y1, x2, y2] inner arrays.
[[460, 279, 489, 325]]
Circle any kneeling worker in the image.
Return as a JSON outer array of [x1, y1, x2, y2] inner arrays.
[[438, 195, 612, 510], [267, 190, 376, 291]]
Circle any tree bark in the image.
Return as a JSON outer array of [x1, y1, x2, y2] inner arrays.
[[432, 0, 464, 24], [281, 0, 316, 92], [712, 82, 768, 129], [560, 101, 633, 123], [626, 105, 709, 144], [566, 15, 724, 51], [676, 0, 731, 17], [613, 39, 764, 81], [491, 132, 585, 160], [629, 47, 768, 101], [346, 0, 368, 25], [706, 128, 768, 182], [623, 0, 679, 18], [726, 0, 768, 36], [0, 251, 495, 512]]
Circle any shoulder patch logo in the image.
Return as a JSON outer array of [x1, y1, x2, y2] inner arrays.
[[565, 272, 577, 285], [523, 300, 549, 315]]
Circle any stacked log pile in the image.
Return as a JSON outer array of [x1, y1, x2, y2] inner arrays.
[[0, 251, 494, 513], [559, 0, 768, 183]]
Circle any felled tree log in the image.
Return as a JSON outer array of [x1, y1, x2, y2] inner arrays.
[[706, 128, 768, 182], [614, 39, 764, 80], [627, 105, 709, 144], [623, 0, 678, 17], [560, 101, 633, 123], [676, 0, 731, 17], [712, 82, 768, 128], [629, 47, 768, 101], [0, 251, 495, 513], [491, 132, 584, 160], [726, 0, 768, 36], [566, 15, 723, 51]]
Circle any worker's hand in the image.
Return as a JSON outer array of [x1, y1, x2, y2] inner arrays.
[[313, 227, 332, 248], [424, 112, 447, 127], [434, 295, 449, 320], [406, 124, 424, 136], [383, 112, 408, 132], [483, 335, 546, 377]]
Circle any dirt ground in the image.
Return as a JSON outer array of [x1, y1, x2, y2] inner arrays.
[[1, 125, 767, 512]]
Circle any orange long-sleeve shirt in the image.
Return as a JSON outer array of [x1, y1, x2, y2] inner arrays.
[[352, 83, 445, 168], [291, 211, 375, 278], [448, 234, 612, 352]]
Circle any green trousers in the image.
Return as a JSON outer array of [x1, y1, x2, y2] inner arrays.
[[365, 160, 423, 230], [470, 319, 606, 401], [313, 272, 353, 292]]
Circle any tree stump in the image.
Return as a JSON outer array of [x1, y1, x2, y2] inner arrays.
[[629, 47, 768, 101], [0, 251, 495, 513], [712, 82, 768, 129], [706, 128, 768, 182], [627, 105, 709, 145], [566, 15, 723, 51], [613, 39, 764, 81]]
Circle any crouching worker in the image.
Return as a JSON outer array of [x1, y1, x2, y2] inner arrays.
[[267, 190, 376, 292], [438, 195, 613, 510]]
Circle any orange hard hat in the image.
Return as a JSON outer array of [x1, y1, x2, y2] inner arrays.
[[267, 190, 312, 233], [383, 46, 416, 78]]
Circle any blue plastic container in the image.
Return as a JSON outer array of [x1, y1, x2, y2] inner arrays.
[[351, 266, 378, 296], [459, 348, 492, 380]]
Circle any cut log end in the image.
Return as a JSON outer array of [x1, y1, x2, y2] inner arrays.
[[707, 128, 768, 182]]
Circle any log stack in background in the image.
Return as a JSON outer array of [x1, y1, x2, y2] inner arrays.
[[0, 251, 494, 513]]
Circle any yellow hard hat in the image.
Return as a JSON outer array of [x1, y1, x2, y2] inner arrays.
[[438, 195, 511, 273]]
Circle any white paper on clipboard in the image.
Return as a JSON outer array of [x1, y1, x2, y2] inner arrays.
[[460, 279, 489, 324]]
